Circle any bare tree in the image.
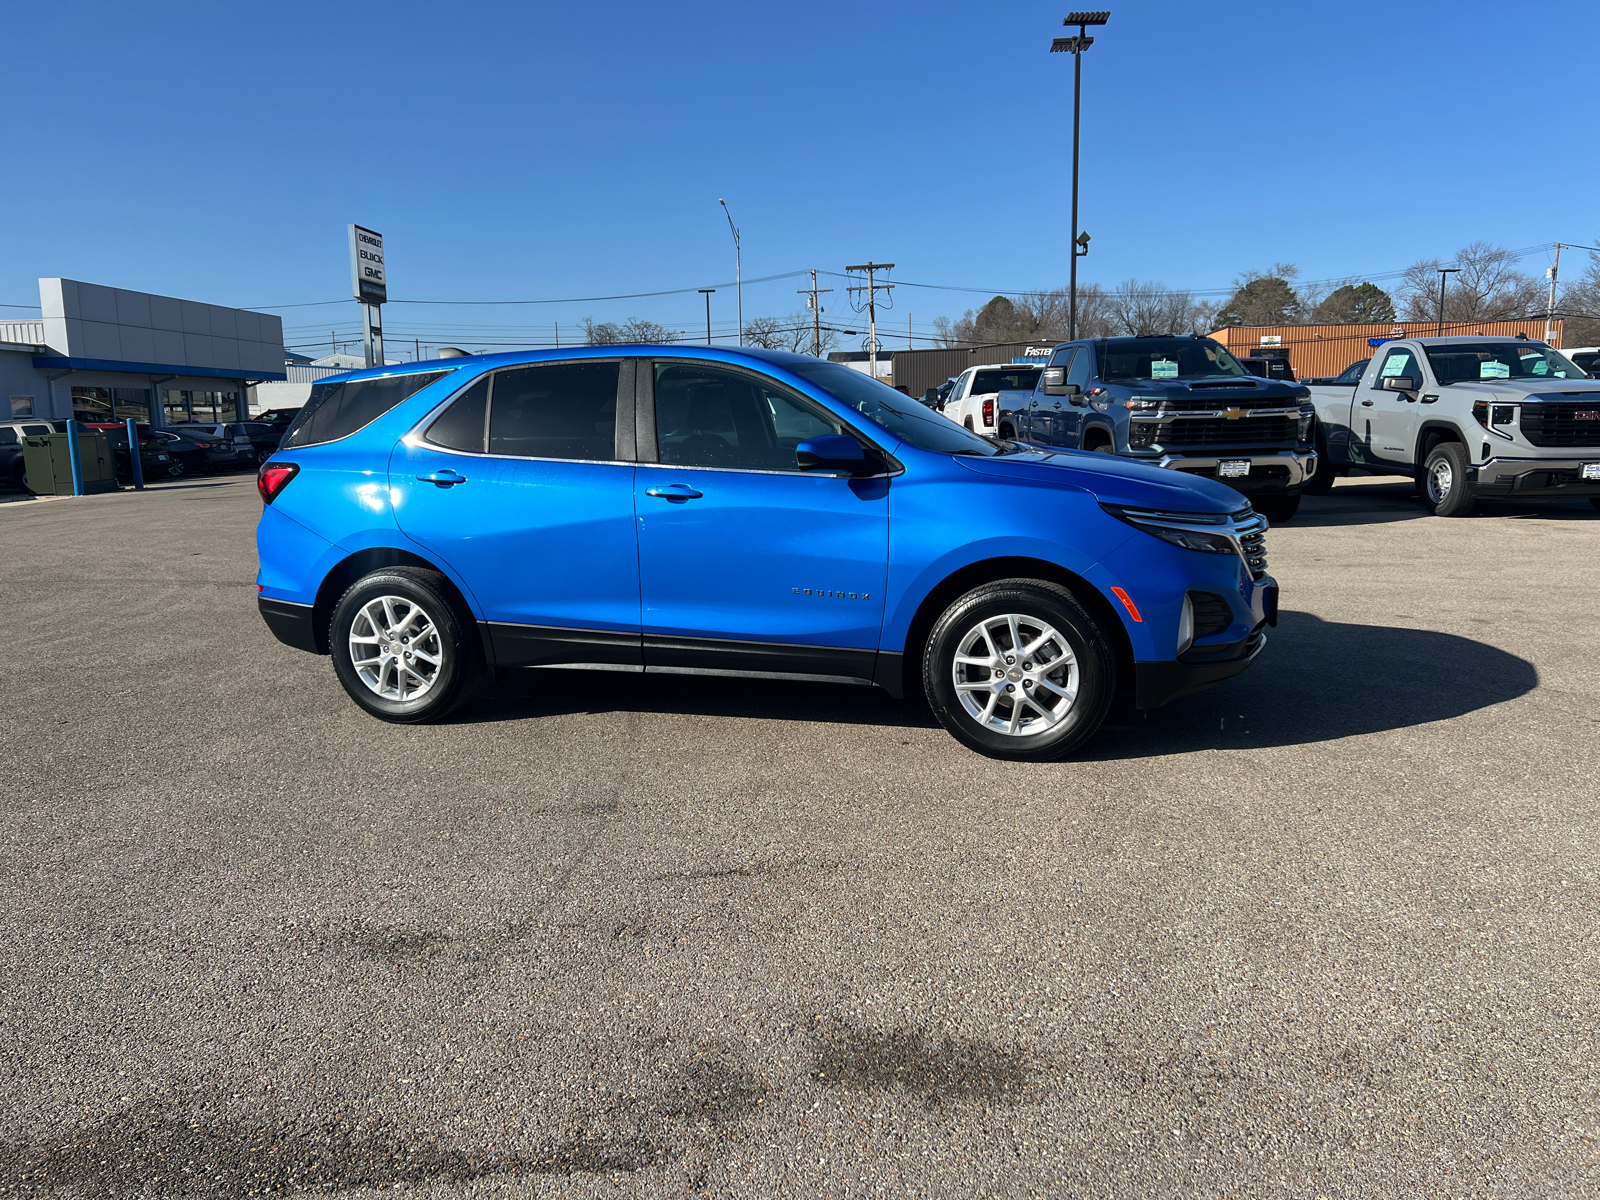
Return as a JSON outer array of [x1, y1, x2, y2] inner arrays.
[[1399, 242, 1544, 324], [932, 286, 1114, 346], [582, 316, 681, 345], [1107, 280, 1199, 336], [1558, 244, 1600, 346], [743, 312, 840, 355], [1215, 264, 1305, 326]]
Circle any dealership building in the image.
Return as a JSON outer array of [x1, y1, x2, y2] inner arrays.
[[0, 278, 286, 425]]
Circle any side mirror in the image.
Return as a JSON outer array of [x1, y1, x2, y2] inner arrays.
[[1041, 367, 1071, 396], [796, 434, 870, 474], [1381, 375, 1418, 391]]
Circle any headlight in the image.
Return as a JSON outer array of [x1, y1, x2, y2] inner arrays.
[[1297, 408, 1314, 442], [1100, 504, 1238, 554]]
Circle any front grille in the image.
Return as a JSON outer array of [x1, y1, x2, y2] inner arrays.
[[1157, 416, 1297, 447], [1160, 393, 1284, 413], [1520, 401, 1600, 447], [1188, 591, 1232, 639], [1235, 511, 1268, 579]]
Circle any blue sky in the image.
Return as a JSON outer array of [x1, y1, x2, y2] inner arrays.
[[5, 0, 1598, 353]]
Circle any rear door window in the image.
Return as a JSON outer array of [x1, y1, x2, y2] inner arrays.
[[282, 371, 451, 448], [488, 362, 619, 460], [424, 376, 490, 453]]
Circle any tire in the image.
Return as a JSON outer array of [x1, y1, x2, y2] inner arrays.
[[1589, 497, 1600, 512], [922, 579, 1116, 762], [1254, 493, 1301, 523], [963, 417, 974, 432], [166, 460, 185, 478], [1422, 442, 1475, 517], [329, 568, 483, 723], [998, 423, 1016, 441]]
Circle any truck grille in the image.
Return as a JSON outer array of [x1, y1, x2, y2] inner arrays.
[[1160, 393, 1285, 413], [1519, 401, 1600, 447], [1158, 416, 1297, 447]]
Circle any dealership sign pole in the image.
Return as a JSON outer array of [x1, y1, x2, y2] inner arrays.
[[348, 224, 387, 368]]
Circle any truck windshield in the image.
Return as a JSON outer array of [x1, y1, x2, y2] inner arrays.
[[1424, 343, 1587, 384], [1097, 338, 1250, 383], [788, 362, 1010, 456]]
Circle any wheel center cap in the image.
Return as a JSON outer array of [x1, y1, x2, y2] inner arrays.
[[1008, 669, 1023, 682]]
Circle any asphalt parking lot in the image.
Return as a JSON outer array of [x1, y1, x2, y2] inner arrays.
[[1, 476, 1597, 1198]]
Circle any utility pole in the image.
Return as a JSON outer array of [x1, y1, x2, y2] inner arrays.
[[797, 270, 833, 357], [1436, 267, 1460, 338], [1545, 245, 1563, 344], [846, 262, 896, 380], [1051, 11, 1109, 340], [718, 199, 742, 346], [699, 288, 716, 344]]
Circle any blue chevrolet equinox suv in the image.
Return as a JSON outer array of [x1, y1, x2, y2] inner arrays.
[[255, 347, 1277, 760]]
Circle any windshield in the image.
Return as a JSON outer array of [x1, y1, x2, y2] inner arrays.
[[1097, 338, 1250, 383], [972, 367, 1043, 393], [1424, 342, 1587, 384], [788, 362, 1009, 456]]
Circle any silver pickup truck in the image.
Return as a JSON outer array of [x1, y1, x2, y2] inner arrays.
[[1305, 335, 1600, 515]]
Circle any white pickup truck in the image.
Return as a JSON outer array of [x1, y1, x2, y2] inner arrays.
[[1304, 335, 1600, 515], [940, 364, 1043, 437]]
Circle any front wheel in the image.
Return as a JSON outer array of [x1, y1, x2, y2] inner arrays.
[[1254, 493, 1301, 524], [922, 580, 1115, 761], [1304, 435, 1336, 495], [1423, 442, 1475, 517], [329, 568, 482, 723]]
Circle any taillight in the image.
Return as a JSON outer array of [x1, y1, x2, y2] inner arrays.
[[257, 461, 298, 503], [982, 398, 994, 427]]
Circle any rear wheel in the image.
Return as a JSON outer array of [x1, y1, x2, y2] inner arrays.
[[923, 579, 1115, 761], [1423, 442, 1475, 517], [963, 417, 974, 431], [329, 568, 482, 723], [1254, 493, 1301, 523], [998, 423, 1016, 441], [1590, 497, 1600, 512]]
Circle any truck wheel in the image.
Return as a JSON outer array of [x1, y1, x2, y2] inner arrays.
[[922, 579, 1115, 761], [1254, 494, 1301, 523], [998, 423, 1016, 440], [1423, 442, 1475, 517], [329, 568, 483, 723], [963, 417, 974, 431], [1589, 498, 1600, 513], [1304, 437, 1336, 495]]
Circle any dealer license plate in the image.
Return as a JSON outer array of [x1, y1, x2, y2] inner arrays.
[[1583, 463, 1600, 481], [1219, 459, 1251, 478]]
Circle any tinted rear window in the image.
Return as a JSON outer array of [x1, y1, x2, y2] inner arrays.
[[282, 372, 451, 448], [972, 368, 1042, 392], [488, 362, 619, 460], [425, 377, 490, 453]]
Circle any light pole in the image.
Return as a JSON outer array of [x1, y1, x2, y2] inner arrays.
[[698, 288, 716, 345], [718, 199, 742, 346], [1435, 267, 1460, 338], [1051, 11, 1109, 340]]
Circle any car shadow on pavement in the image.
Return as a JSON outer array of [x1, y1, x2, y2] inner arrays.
[[1084, 609, 1537, 758], [1294, 480, 1600, 528]]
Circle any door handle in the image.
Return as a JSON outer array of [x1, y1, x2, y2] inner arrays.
[[645, 484, 704, 501], [1360, 399, 1374, 407], [417, 469, 467, 487]]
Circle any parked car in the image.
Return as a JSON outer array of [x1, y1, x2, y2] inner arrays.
[[1560, 345, 1600, 376], [0, 419, 61, 489], [920, 379, 955, 409], [166, 422, 257, 468], [1003, 336, 1316, 523], [1303, 335, 1600, 515], [1238, 356, 1296, 382], [165, 422, 257, 469], [255, 348, 1278, 760], [241, 421, 284, 460], [145, 429, 212, 475], [92, 424, 179, 483], [940, 365, 1044, 437], [1300, 358, 1370, 387]]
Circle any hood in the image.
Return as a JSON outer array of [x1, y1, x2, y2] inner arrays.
[[1444, 379, 1600, 400], [954, 448, 1242, 513]]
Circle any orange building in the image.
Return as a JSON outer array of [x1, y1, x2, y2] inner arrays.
[[1206, 318, 1565, 382]]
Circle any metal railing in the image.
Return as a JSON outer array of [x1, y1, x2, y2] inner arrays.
[[0, 319, 45, 346]]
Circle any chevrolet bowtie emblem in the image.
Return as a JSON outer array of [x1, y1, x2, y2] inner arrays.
[[1220, 406, 1247, 419]]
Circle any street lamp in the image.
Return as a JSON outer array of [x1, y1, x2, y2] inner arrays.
[[1435, 267, 1460, 338], [718, 199, 742, 347], [698, 288, 716, 345], [1051, 10, 1109, 340]]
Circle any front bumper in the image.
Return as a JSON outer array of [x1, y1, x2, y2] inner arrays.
[[1152, 450, 1317, 494], [1134, 627, 1268, 709], [1470, 455, 1600, 496]]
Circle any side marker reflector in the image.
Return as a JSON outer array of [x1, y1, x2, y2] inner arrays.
[[1110, 586, 1143, 623]]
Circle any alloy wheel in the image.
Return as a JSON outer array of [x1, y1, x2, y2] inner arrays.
[[951, 613, 1080, 737], [348, 595, 444, 702], [1428, 459, 1452, 505]]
